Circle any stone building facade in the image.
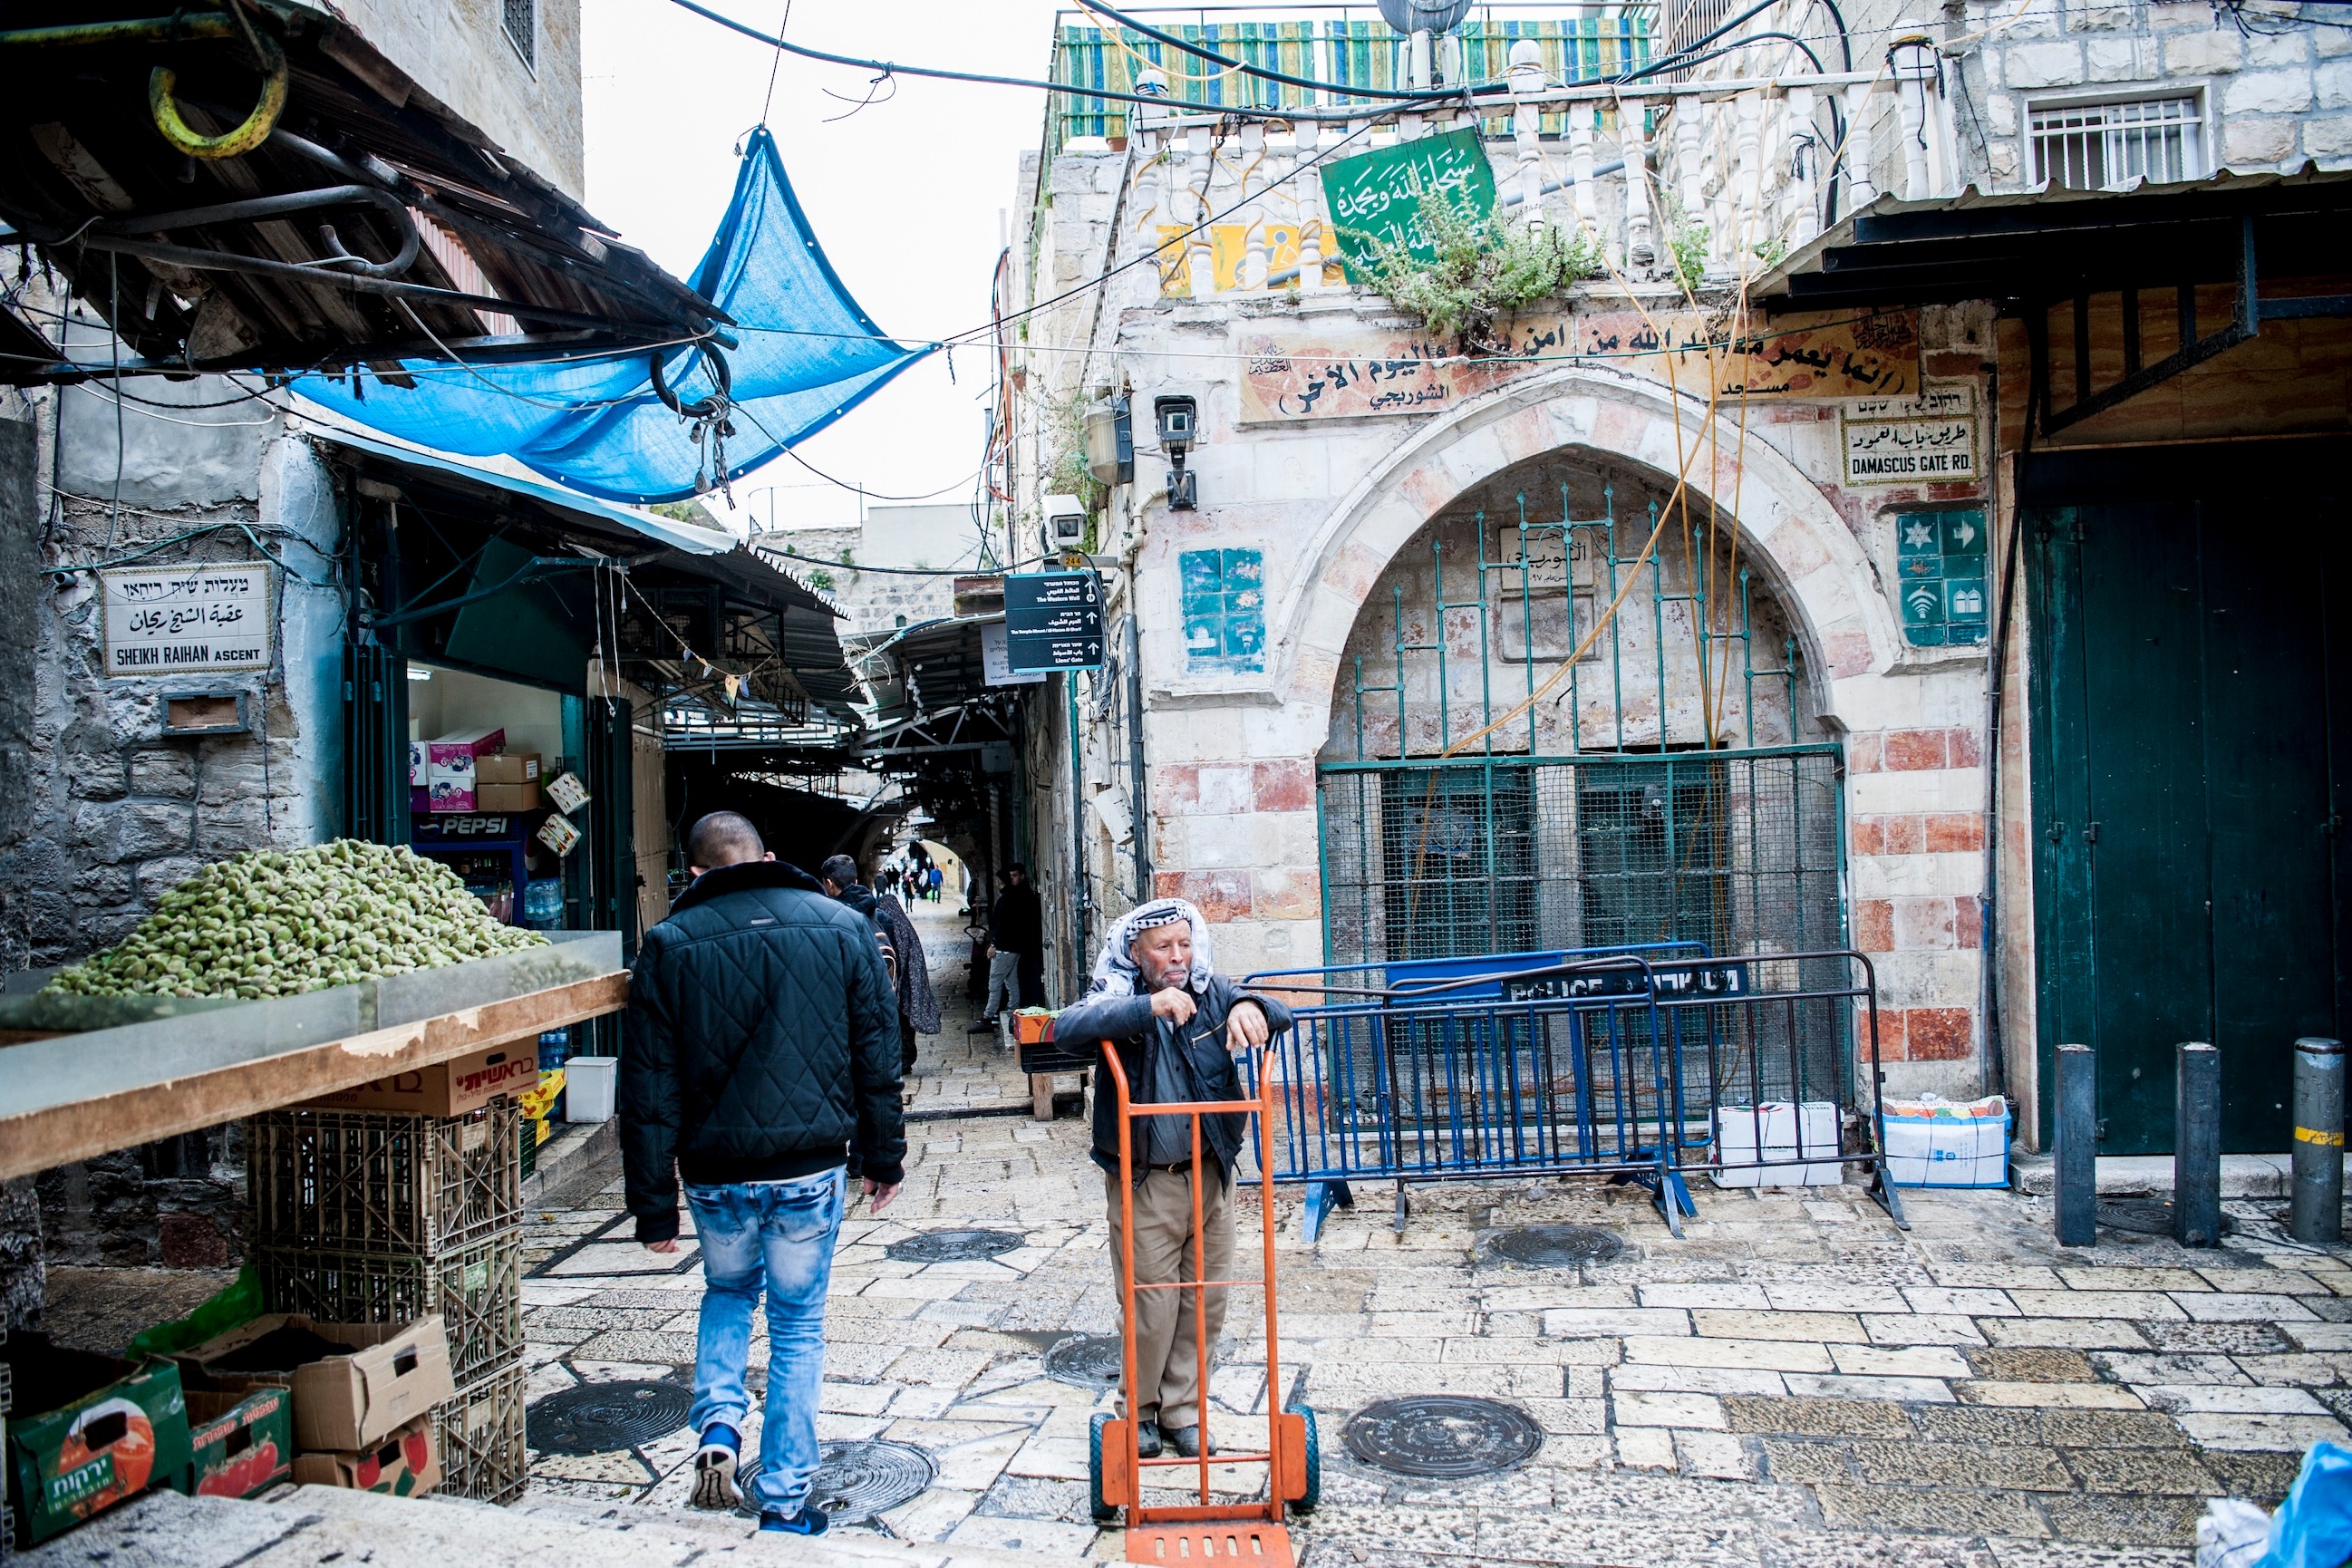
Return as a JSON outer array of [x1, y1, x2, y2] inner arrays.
[[1003, 0, 2352, 1130]]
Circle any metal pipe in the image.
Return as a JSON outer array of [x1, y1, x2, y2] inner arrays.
[[2294, 1037, 2345, 1244], [2173, 1041, 2221, 1247], [1125, 609, 1149, 897], [0, 15, 237, 47], [94, 185, 422, 281], [2054, 1042, 2096, 1246]]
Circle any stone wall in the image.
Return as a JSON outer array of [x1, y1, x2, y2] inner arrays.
[[1951, 0, 2352, 188], [1, 334, 345, 1273], [335, 0, 587, 199]]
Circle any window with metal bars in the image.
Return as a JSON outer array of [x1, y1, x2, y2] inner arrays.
[[502, 0, 536, 72], [2028, 95, 2204, 190], [1377, 769, 1538, 961]]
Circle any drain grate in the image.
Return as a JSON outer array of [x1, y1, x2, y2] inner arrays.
[[1043, 1333, 1126, 1389], [737, 1440, 936, 1524], [2096, 1198, 2239, 1238], [1341, 1396, 1545, 1478], [886, 1228, 1025, 1264], [527, 1380, 692, 1455], [1482, 1224, 1625, 1268]]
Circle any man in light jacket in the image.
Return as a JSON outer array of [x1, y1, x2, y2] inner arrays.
[[1053, 898, 1292, 1461]]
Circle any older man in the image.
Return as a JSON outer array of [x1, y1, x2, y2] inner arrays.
[[1054, 899, 1292, 1461]]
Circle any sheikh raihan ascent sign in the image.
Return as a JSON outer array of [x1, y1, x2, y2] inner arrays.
[[1239, 310, 1922, 423], [102, 562, 272, 674]]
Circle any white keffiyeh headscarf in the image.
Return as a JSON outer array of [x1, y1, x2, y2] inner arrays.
[[1085, 896, 1215, 997]]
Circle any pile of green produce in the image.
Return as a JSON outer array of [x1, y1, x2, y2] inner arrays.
[[44, 839, 547, 1000]]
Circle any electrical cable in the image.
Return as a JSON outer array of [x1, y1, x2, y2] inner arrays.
[[661, 0, 1475, 118], [1073, 0, 1463, 102]]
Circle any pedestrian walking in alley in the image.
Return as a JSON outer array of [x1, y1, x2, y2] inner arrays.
[[619, 812, 905, 1537], [1054, 898, 1292, 1460], [992, 862, 1045, 1009], [821, 854, 937, 1073], [971, 868, 1021, 1032]]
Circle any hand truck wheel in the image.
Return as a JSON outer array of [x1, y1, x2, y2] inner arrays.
[[1288, 1401, 1321, 1516], [1088, 1412, 1119, 1524]]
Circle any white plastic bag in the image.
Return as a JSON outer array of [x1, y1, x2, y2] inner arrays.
[[2196, 1497, 2271, 1568]]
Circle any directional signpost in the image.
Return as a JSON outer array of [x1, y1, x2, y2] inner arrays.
[[1003, 570, 1107, 673]]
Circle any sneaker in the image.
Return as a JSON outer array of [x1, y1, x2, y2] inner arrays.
[[1134, 1418, 1164, 1459], [691, 1424, 740, 1510], [759, 1505, 829, 1535], [1165, 1424, 1215, 1459], [968, 1018, 998, 1032]]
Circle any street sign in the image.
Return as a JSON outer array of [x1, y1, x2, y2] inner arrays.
[[1894, 508, 1989, 647], [1003, 570, 1106, 672]]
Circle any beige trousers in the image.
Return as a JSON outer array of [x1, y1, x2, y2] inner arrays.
[[1102, 1165, 1233, 1430]]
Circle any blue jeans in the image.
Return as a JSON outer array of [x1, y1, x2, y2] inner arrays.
[[683, 1167, 846, 1514]]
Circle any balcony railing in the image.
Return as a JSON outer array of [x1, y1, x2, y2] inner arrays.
[[1050, 6, 1652, 149], [1056, 15, 1961, 295]]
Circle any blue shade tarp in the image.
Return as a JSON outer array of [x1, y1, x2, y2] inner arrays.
[[294, 128, 928, 504]]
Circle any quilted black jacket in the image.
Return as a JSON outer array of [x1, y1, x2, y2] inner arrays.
[[620, 858, 906, 1243]]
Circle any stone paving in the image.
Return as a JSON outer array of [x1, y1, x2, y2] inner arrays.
[[515, 907, 2352, 1564]]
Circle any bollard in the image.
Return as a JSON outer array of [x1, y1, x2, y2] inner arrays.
[[2294, 1038, 2345, 1245], [2055, 1043, 2096, 1247], [2174, 1042, 2221, 1247]]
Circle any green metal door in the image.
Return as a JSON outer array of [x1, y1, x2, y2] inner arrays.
[[2029, 503, 2346, 1153]]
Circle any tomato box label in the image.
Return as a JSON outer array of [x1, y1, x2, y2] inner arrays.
[[3, 1339, 191, 1545], [176, 1386, 293, 1499]]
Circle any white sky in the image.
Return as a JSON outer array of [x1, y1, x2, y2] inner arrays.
[[583, 0, 1066, 539]]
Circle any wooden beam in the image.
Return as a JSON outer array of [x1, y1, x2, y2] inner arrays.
[[0, 972, 627, 1182]]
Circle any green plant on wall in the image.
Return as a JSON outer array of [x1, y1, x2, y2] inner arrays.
[[1356, 189, 1602, 355], [1040, 391, 1104, 514]]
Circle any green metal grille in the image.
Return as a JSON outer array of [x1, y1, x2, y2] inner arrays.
[[1322, 751, 1844, 967], [1050, 14, 1650, 148], [1318, 478, 1845, 983]]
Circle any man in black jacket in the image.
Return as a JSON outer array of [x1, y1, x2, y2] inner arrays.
[[621, 811, 905, 1538], [987, 863, 1046, 1009], [1054, 897, 1292, 1462]]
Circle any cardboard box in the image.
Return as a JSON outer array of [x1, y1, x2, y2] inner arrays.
[[407, 740, 427, 789], [290, 1414, 438, 1497], [177, 1315, 454, 1453], [474, 781, 542, 812], [536, 813, 582, 857], [475, 752, 539, 785], [174, 1386, 292, 1499], [2, 1335, 192, 1546], [304, 1041, 538, 1118], [425, 729, 504, 814], [543, 770, 590, 815]]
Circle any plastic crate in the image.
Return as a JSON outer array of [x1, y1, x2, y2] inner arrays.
[[253, 1230, 521, 1386], [432, 1360, 526, 1504], [247, 1103, 520, 1254]]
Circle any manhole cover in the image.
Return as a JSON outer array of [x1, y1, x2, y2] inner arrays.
[[1042, 1333, 1126, 1389], [1483, 1224, 1625, 1268], [2096, 1198, 2239, 1238], [886, 1228, 1025, 1263], [1341, 1396, 1545, 1477], [527, 1380, 692, 1455], [738, 1440, 935, 1524]]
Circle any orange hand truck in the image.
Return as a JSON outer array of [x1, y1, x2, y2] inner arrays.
[[1087, 1031, 1321, 1561]]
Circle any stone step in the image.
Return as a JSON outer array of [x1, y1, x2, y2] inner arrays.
[[2010, 1151, 2310, 1198], [502, 1490, 1092, 1566], [17, 1487, 1091, 1568]]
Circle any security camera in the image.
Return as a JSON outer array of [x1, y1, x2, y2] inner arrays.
[[1042, 492, 1088, 555], [1154, 395, 1198, 458]]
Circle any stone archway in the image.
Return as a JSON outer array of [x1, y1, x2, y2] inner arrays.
[[1267, 362, 1899, 735]]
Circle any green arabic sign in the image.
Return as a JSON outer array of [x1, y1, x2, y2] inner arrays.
[[1319, 127, 1497, 283]]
